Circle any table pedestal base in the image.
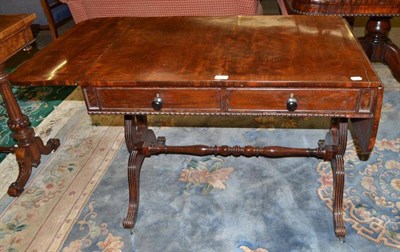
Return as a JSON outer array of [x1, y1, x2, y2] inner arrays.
[[4, 137, 60, 196], [358, 17, 400, 82], [0, 67, 60, 196], [122, 115, 349, 240]]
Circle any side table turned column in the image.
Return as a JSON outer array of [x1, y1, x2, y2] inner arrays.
[[278, 0, 400, 82], [0, 14, 60, 196]]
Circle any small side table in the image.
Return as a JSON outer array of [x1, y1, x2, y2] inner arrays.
[[278, 0, 400, 83], [0, 14, 60, 196]]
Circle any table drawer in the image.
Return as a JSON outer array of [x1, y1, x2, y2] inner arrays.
[[84, 87, 221, 112], [227, 88, 371, 114], [84, 87, 376, 116]]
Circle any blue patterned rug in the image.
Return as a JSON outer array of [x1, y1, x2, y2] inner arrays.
[[58, 64, 399, 252]]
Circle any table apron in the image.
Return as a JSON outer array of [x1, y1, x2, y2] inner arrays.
[[83, 87, 378, 118]]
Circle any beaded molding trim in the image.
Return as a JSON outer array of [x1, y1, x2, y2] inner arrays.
[[87, 110, 367, 118]]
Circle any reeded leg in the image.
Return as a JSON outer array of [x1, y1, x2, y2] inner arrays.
[[331, 155, 346, 239], [358, 17, 400, 82], [0, 66, 60, 196], [123, 150, 145, 229], [123, 115, 156, 230], [326, 118, 348, 240]]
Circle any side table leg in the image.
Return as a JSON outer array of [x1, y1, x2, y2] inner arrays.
[[0, 67, 60, 196], [358, 17, 400, 82], [123, 115, 156, 230]]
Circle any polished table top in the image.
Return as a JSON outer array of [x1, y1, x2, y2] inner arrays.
[[9, 15, 381, 89]]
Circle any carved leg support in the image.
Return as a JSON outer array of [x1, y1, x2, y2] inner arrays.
[[331, 155, 346, 239], [0, 66, 60, 196], [324, 118, 348, 240], [358, 17, 400, 82], [123, 150, 145, 229], [123, 115, 156, 230], [8, 137, 60, 196]]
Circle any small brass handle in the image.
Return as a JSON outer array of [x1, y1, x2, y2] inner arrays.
[[151, 94, 163, 111], [23, 45, 33, 52], [286, 94, 297, 112]]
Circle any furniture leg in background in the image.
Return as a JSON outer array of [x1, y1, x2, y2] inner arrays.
[[0, 14, 60, 196], [358, 17, 400, 81]]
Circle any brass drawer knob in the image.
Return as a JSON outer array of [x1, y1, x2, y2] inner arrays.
[[151, 94, 163, 111], [286, 94, 297, 112]]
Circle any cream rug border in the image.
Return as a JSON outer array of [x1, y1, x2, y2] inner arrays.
[[45, 132, 124, 251], [29, 125, 125, 251]]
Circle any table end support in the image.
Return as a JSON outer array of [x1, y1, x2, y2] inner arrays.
[[123, 115, 156, 230], [123, 116, 350, 239], [325, 118, 348, 240], [1, 68, 60, 197], [331, 155, 347, 240], [123, 150, 145, 230]]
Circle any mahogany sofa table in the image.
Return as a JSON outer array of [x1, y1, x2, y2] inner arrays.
[[9, 16, 383, 240]]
